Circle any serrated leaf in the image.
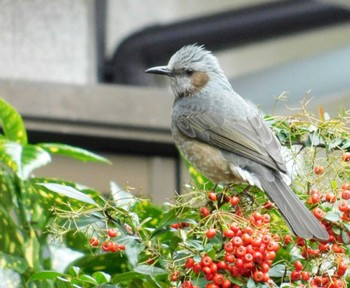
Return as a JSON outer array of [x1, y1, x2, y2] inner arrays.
[[37, 183, 98, 206], [324, 212, 340, 222], [38, 143, 110, 164], [0, 98, 27, 144]]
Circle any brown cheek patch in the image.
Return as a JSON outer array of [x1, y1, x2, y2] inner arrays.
[[191, 72, 209, 93]]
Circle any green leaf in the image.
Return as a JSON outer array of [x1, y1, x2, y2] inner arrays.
[[38, 143, 111, 164], [247, 278, 256, 288], [268, 264, 286, 277], [0, 98, 27, 144], [341, 230, 349, 244], [324, 212, 340, 222], [24, 228, 40, 271], [92, 271, 111, 284], [0, 251, 28, 273], [66, 252, 130, 275], [78, 274, 97, 284], [343, 222, 350, 232], [134, 265, 166, 276], [111, 181, 136, 208], [28, 271, 65, 282], [0, 142, 51, 179], [37, 183, 98, 206]]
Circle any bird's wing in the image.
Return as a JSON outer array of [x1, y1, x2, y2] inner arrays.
[[174, 103, 287, 173]]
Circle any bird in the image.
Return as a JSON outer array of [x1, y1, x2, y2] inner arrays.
[[145, 44, 328, 240]]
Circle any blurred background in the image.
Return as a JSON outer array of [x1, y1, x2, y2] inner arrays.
[[1, 0, 350, 203]]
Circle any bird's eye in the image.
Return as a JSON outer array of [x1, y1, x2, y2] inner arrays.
[[184, 69, 194, 76]]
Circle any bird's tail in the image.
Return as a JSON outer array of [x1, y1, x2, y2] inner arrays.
[[261, 175, 328, 240]]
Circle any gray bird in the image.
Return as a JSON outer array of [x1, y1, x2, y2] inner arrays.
[[146, 44, 328, 240]]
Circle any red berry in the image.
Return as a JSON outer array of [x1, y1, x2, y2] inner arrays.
[[342, 210, 350, 221], [310, 192, 321, 204], [185, 258, 195, 269], [294, 260, 303, 271], [107, 228, 118, 238], [223, 229, 234, 238], [338, 200, 349, 212], [232, 236, 243, 246], [222, 279, 231, 288], [217, 260, 227, 270], [251, 236, 262, 247], [101, 241, 112, 252], [253, 212, 263, 221], [200, 207, 210, 217], [110, 242, 119, 252], [192, 263, 202, 273], [342, 152, 350, 162], [261, 262, 270, 273], [209, 263, 218, 274], [229, 222, 240, 233], [325, 193, 336, 203], [208, 192, 217, 201], [341, 189, 350, 200], [301, 271, 310, 281], [338, 259, 347, 272], [206, 229, 216, 239], [253, 270, 264, 282], [224, 253, 234, 263], [213, 273, 224, 285], [242, 233, 251, 244], [313, 207, 324, 219], [243, 253, 254, 263], [118, 244, 125, 251], [202, 266, 211, 274], [314, 166, 325, 175], [230, 196, 240, 206], [262, 214, 271, 223], [263, 201, 274, 209], [181, 281, 194, 288], [262, 234, 271, 244], [341, 182, 350, 190], [170, 223, 180, 229], [283, 235, 292, 245], [224, 242, 234, 253], [291, 270, 301, 281], [170, 271, 180, 281], [235, 246, 247, 258], [201, 256, 212, 267], [89, 237, 99, 247]]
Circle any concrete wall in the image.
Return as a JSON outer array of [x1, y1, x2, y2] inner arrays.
[[0, 0, 349, 204], [0, 0, 96, 84]]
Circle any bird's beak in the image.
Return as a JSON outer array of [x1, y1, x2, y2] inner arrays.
[[145, 66, 174, 77]]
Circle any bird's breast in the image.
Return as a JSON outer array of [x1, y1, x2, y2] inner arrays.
[[172, 126, 239, 184]]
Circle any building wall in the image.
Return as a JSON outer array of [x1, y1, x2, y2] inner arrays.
[[0, 0, 349, 203]]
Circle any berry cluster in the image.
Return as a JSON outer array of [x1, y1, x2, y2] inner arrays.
[[89, 228, 125, 253], [171, 220, 280, 287]]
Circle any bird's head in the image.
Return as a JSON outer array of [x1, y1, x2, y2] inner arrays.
[[146, 44, 231, 99]]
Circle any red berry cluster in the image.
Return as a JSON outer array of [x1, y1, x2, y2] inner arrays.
[[89, 228, 125, 253], [174, 223, 280, 287], [290, 259, 347, 288], [170, 222, 190, 229]]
